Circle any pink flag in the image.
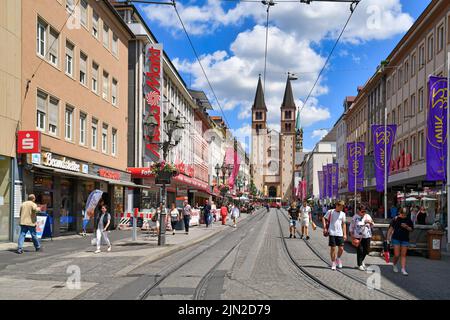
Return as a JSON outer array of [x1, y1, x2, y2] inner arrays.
[[225, 147, 241, 188]]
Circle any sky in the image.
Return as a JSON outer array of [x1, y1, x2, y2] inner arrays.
[[133, 0, 432, 153]]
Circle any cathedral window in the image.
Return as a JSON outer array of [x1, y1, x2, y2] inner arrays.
[[255, 112, 263, 120]]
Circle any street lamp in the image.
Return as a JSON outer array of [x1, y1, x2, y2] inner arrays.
[[221, 163, 227, 184]]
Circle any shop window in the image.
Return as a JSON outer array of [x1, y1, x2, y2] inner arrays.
[[0, 156, 11, 241]]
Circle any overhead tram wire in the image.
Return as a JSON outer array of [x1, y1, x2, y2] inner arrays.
[[262, 0, 275, 93], [298, 0, 360, 115], [171, 1, 232, 130]]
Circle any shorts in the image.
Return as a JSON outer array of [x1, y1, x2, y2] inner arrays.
[[301, 219, 309, 227], [329, 235, 344, 247], [391, 239, 409, 247], [289, 219, 297, 227]]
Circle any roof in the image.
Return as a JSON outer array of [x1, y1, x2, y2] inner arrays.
[[188, 90, 213, 110], [252, 75, 267, 111], [321, 126, 337, 142], [281, 76, 296, 109], [104, 1, 135, 38]]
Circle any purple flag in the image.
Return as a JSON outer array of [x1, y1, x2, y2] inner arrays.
[[427, 76, 448, 181], [348, 142, 365, 193], [332, 163, 339, 198], [323, 165, 328, 198], [372, 124, 397, 192], [318, 171, 323, 200], [327, 164, 333, 199]]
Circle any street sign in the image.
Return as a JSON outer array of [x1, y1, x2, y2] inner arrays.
[[17, 131, 41, 154]]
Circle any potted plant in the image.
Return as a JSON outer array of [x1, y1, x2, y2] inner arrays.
[[219, 184, 229, 195], [151, 161, 178, 183]]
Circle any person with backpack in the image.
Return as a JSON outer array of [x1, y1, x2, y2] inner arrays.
[[94, 204, 111, 254], [322, 200, 347, 270], [387, 207, 414, 276], [288, 201, 300, 238], [182, 200, 191, 235], [349, 205, 374, 271], [170, 203, 180, 235]]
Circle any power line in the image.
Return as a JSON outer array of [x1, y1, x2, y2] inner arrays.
[[263, 1, 275, 93], [172, 1, 232, 129], [298, 0, 359, 115]]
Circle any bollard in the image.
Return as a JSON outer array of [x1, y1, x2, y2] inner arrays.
[[132, 208, 138, 241]]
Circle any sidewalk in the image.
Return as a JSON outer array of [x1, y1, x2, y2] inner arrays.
[[0, 214, 250, 300]]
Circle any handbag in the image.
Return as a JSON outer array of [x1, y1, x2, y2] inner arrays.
[[351, 237, 361, 247]]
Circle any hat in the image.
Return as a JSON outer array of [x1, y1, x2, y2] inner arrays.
[[336, 200, 345, 206]]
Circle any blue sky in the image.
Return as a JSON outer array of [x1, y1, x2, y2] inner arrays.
[[134, 0, 431, 152]]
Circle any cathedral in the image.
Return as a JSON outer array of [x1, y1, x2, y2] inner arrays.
[[251, 75, 303, 202]]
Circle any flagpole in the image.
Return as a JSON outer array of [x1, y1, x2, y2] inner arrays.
[[355, 128, 357, 213], [384, 104, 388, 220], [447, 51, 450, 250]]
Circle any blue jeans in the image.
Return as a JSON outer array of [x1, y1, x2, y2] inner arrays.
[[183, 215, 190, 232], [18, 225, 40, 250]]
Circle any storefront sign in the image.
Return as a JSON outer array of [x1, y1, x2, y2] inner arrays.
[[422, 181, 437, 188], [31, 153, 41, 165], [42, 152, 80, 172], [98, 169, 121, 180], [347, 142, 365, 192], [17, 131, 41, 154], [127, 167, 155, 178], [405, 184, 418, 190], [426, 76, 448, 181], [25, 216, 47, 239], [91, 165, 130, 181], [175, 162, 195, 177], [143, 43, 163, 162], [372, 124, 397, 192]]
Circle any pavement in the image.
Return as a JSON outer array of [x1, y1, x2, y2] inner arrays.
[[0, 214, 250, 300]]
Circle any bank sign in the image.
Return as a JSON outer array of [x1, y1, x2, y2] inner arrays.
[[143, 43, 163, 162]]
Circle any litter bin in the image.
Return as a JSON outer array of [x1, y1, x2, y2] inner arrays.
[[427, 230, 444, 260]]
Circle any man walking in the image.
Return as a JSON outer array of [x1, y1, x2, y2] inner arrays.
[[288, 202, 300, 238], [322, 200, 347, 270], [299, 200, 312, 240], [17, 194, 41, 254], [183, 200, 192, 234], [204, 200, 212, 228]]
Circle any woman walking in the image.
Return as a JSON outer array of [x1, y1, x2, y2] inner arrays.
[[94, 205, 111, 254], [231, 204, 240, 228], [220, 203, 229, 225], [350, 205, 374, 271], [387, 207, 414, 276], [170, 203, 180, 235]]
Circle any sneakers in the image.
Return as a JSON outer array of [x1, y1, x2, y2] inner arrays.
[[35, 247, 41, 252], [107, 246, 112, 252], [362, 262, 366, 268], [401, 269, 408, 276], [331, 262, 337, 270], [173, 231, 175, 235], [289, 234, 292, 238], [16, 249, 23, 254], [336, 258, 343, 269], [293, 235, 296, 239], [358, 265, 366, 271], [393, 264, 399, 273], [305, 236, 310, 240], [94, 249, 101, 254], [300, 234, 304, 239]]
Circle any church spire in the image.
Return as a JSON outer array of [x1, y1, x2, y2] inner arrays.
[[281, 75, 296, 109], [295, 108, 301, 131], [252, 74, 267, 111]]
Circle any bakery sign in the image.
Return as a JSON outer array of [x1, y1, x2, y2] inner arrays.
[[42, 152, 81, 172]]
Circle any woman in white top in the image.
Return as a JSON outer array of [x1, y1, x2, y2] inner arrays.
[[299, 200, 312, 240], [349, 205, 374, 271], [170, 203, 180, 235]]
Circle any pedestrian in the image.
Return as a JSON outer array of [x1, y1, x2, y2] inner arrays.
[[220, 203, 228, 225], [410, 205, 418, 225], [390, 204, 398, 218], [387, 207, 414, 276], [170, 203, 180, 235], [322, 200, 347, 270], [94, 204, 111, 254], [416, 206, 427, 225], [182, 200, 192, 235], [211, 201, 217, 222], [17, 194, 41, 254], [288, 201, 300, 238], [231, 204, 240, 228], [350, 205, 374, 271], [204, 200, 212, 228], [299, 200, 312, 240]]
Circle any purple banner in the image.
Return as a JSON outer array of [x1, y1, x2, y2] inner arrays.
[[347, 142, 365, 193], [427, 76, 448, 181], [318, 171, 323, 200], [372, 124, 397, 192], [332, 163, 339, 198], [323, 165, 328, 198], [327, 164, 333, 199]]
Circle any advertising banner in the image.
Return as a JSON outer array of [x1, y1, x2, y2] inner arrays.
[[323, 165, 328, 198], [332, 163, 339, 198], [327, 164, 333, 199], [372, 124, 397, 192], [318, 171, 323, 200], [347, 142, 365, 192]]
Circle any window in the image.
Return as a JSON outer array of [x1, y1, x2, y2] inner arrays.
[[36, 91, 47, 131], [79, 52, 87, 85], [411, 94, 416, 114], [80, 113, 86, 145], [411, 53, 416, 76], [419, 88, 424, 112], [419, 44, 425, 67], [398, 105, 402, 125], [65, 106, 74, 141], [398, 142, 403, 157], [412, 135, 416, 161], [48, 97, 59, 135], [92, 11, 99, 38], [80, 0, 88, 27], [102, 124, 108, 153], [65, 41, 74, 76], [255, 112, 262, 120], [112, 129, 117, 156], [37, 19, 46, 57], [103, 23, 109, 48], [285, 111, 292, 119], [112, 34, 118, 56], [428, 35, 434, 61], [91, 119, 98, 149], [404, 99, 409, 118], [419, 131, 424, 159], [404, 139, 409, 154], [92, 62, 98, 93], [392, 110, 396, 125], [438, 24, 444, 52], [66, 0, 75, 13], [48, 28, 59, 66], [387, 80, 391, 97], [112, 78, 118, 106], [102, 71, 109, 100], [398, 68, 402, 87], [404, 61, 409, 83]]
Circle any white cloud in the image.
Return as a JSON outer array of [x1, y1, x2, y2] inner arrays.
[[297, 98, 331, 127], [311, 129, 329, 139]]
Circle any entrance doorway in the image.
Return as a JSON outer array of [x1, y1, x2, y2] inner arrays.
[[268, 186, 277, 197]]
